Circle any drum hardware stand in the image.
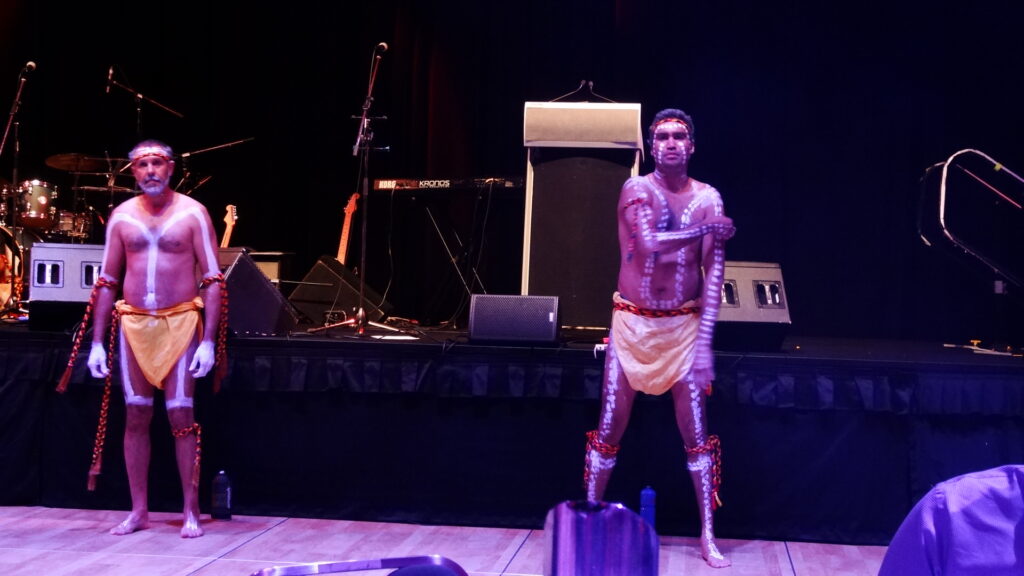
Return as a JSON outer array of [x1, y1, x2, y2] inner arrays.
[[311, 43, 395, 336]]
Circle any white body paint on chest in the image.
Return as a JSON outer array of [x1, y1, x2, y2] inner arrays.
[[102, 207, 218, 310]]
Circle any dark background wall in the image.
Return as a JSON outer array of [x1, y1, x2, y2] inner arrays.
[[1, 1, 1022, 342]]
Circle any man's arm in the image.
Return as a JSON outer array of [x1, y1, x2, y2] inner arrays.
[[189, 205, 223, 378], [691, 201, 730, 390], [655, 216, 734, 243], [622, 179, 734, 258], [87, 220, 126, 378]]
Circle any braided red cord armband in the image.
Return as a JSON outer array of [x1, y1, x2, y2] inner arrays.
[[87, 307, 121, 491], [57, 277, 118, 393], [200, 274, 228, 393]]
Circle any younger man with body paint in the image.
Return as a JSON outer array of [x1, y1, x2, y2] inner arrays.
[[87, 139, 223, 538], [583, 108, 735, 568]]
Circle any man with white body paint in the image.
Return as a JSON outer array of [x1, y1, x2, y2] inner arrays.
[[86, 139, 223, 538], [583, 109, 735, 568]]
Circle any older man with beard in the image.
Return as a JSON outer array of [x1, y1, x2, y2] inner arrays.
[[86, 139, 223, 538]]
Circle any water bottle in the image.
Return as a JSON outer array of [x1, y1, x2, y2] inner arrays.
[[640, 485, 656, 530], [212, 470, 232, 520]]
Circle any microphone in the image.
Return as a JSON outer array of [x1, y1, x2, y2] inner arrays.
[[106, 66, 114, 93], [22, 61, 36, 74], [375, 42, 389, 53]]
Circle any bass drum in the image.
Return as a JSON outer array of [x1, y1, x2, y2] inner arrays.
[[0, 226, 42, 309]]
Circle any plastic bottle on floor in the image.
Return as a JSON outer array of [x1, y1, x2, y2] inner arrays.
[[640, 485, 656, 530], [212, 470, 232, 520]]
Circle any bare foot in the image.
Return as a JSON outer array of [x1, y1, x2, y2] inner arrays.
[[181, 510, 204, 538], [702, 538, 731, 568], [110, 512, 149, 535]]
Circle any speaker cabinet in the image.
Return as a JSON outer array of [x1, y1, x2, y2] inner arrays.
[[469, 294, 560, 344], [524, 148, 632, 329], [288, 256, 391, 327], [29, 242, 104, 303], [28, 243, 104, 332], [220, 250, 299, 336], [522, 102, 642, 330], [716, 261, 791, 351]]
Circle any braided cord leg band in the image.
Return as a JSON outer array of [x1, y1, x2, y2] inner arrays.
[[686, 434, 723, 510], [171, 423, 203, 488], [584, 429, 620, 489]]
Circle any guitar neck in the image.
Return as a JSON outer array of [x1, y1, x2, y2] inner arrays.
[[221, 205, 237, 248], [337, 221, 351, 263], [337, 194, 358, 264]]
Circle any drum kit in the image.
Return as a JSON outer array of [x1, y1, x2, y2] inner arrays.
[[0, 153, 135, 312]]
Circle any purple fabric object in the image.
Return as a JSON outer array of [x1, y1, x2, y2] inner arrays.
[[878, 465, 1024, 575]]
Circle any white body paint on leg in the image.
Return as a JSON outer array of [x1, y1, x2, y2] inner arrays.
[[165, 348, 194, 410], [586, 342, 623, 501], [684, 379, 724, 562], [119, 326, 153, 406]]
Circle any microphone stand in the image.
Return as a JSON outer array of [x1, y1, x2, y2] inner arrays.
[[311, 44, 396, 336], [0, 67, 31, 314], [107, 73, 184, 137]]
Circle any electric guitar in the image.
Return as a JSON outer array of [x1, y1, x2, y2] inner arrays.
[[221, 205, 237, 248], [337, 193, 359, 264]]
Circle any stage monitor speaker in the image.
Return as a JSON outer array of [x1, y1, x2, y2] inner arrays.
[[469, 294, 560, 344], [288, 256, 391, 327], [28, 242, 104, 332], [220, 250, 299, 336], [716, 261, 791, 351]]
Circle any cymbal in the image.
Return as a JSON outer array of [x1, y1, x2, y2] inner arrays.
[[73, 185, 135, 194], [46, 153, 109, 172], [69, 171, 134, 178]]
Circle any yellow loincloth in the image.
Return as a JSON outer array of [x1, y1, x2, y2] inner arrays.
[[116, 297, 204, 388], [611, 292, 699, 396]]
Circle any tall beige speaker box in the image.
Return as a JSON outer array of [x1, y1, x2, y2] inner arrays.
[[522, 102, 643, 330]]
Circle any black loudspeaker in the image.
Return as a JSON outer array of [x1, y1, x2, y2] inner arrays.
[[469, 294, 560, 344], [525, 148, 630, 329], [220, 249, 299, 336], [287, 256, 391, 327]]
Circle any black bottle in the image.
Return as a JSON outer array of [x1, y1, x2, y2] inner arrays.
[[212, 470, 232, 520]]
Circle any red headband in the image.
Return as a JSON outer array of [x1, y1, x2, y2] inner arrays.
[[654, 118, 690, 131]]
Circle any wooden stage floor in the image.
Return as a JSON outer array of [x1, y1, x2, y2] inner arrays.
[[0, 506, 887, 576]]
